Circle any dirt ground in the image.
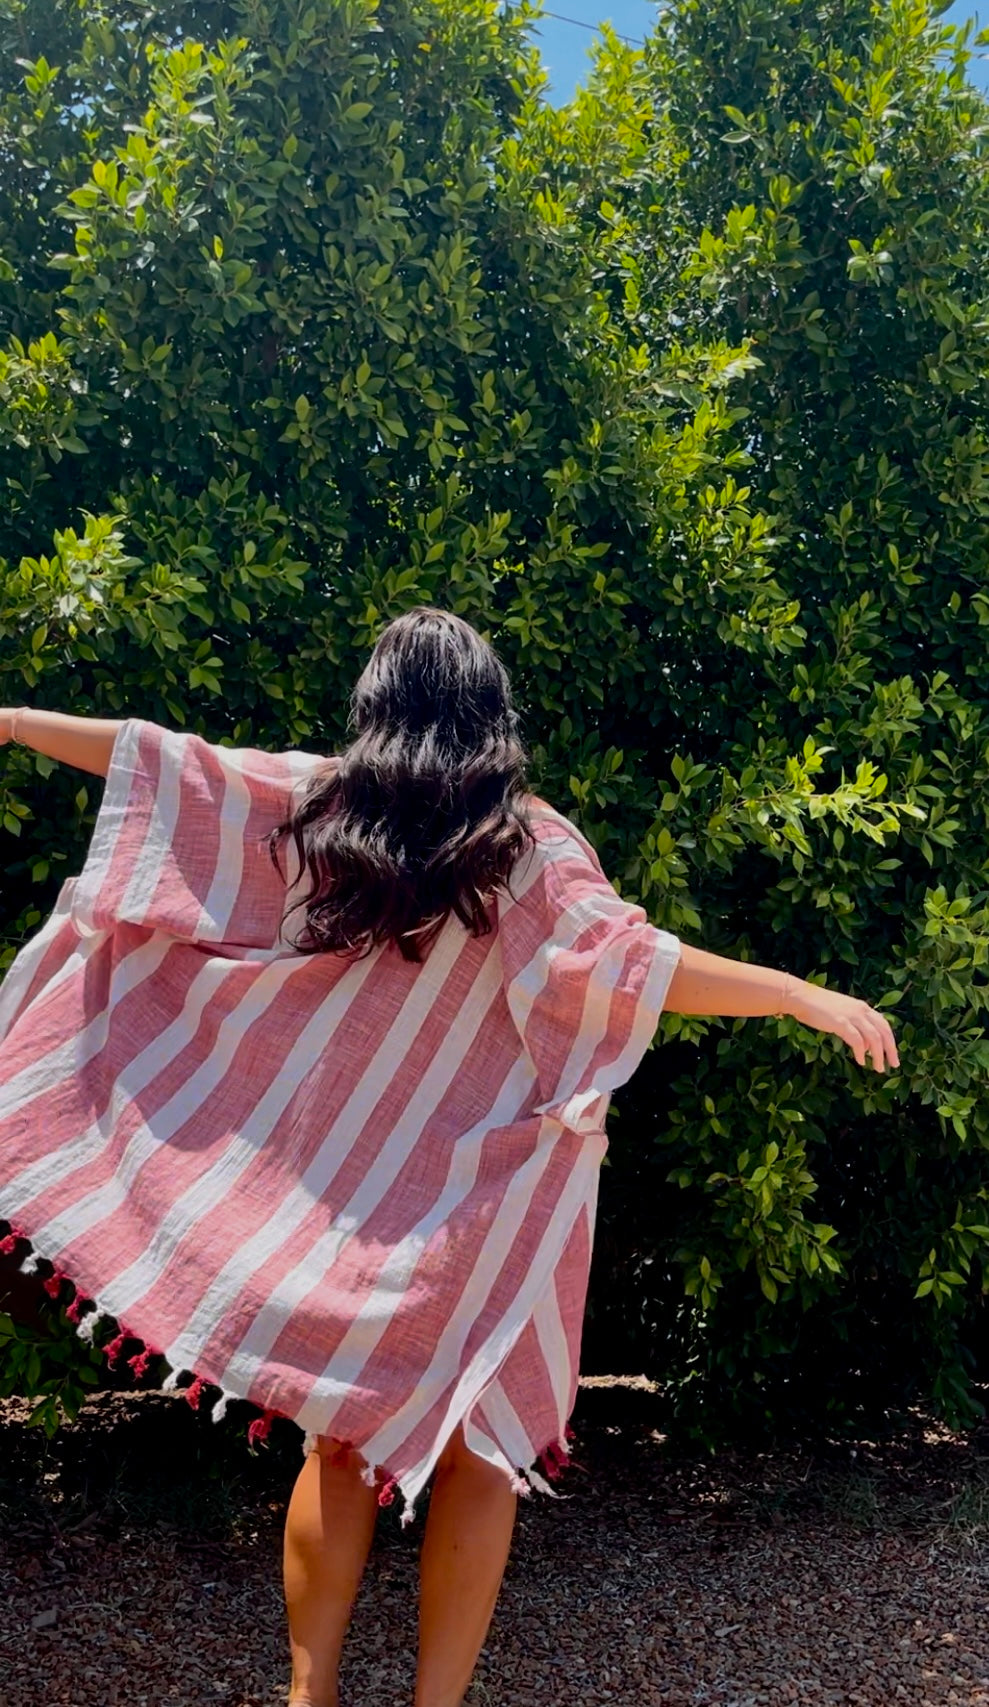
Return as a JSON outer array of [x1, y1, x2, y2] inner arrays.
[[1, 1379, 988, 1707]]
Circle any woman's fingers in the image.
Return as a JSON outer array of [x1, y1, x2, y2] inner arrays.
[[857, 1002, 900, 1072], [843, 1008, 896, 1073], [789, 983, 899, 1072], [839, 1017, 869, 1069]]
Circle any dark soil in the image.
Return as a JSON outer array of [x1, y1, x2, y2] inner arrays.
[[2, 1380, 988, 1706]]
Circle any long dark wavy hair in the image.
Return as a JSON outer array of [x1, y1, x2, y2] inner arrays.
[[267, 607, 537, 962]]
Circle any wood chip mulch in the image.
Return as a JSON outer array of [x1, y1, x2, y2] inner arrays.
[[2, 1380, 988, 1706]]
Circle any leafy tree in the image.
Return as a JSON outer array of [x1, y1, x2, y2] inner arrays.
[[0, 0, 776, 1432], [545, 0, 989, 1438], [1, 0, 987, 1444]]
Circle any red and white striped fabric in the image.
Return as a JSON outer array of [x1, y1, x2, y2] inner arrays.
[[0, 720, 681, 1518]]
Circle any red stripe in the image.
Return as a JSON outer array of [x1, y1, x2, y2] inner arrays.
[[325, 1125, 586, 1456], [193, 931, 514, 1383], [11, 915, 86, 1019]]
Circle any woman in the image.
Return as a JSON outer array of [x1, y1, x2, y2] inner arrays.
[[0, 606, 897, 1707]]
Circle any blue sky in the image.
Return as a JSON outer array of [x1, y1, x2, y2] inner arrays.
[[532, 1, 987, 103]]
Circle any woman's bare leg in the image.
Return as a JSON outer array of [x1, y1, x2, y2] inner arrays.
[[414, 1425, 518, 1707], [283, 1440, 379, 1707]]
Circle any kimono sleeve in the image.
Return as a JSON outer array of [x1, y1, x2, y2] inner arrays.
[[68, 718, 331, 948], [500, 817, 682, 1117]]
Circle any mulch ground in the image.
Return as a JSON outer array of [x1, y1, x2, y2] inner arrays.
[[1, 1380, 988, 1707]]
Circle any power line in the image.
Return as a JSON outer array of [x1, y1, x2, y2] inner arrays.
[[539, 8, 646, 48]]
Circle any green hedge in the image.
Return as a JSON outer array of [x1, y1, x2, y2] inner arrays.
[[0, 0, 987, 1443]]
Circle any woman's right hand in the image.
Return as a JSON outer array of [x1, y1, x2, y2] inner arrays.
[[787, 978, 900, 1073]]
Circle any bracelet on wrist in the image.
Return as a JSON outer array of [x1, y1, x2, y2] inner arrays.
[[10, 707, 29, 746]]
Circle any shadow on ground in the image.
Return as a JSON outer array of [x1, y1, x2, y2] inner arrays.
[[2, 1382, 988, 1706]]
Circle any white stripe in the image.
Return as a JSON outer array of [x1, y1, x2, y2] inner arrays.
[[69, 720, 143, 927], [0, 880, 80, 1046], [381, 1144, 599, 1511], [532, 1274, 573, 1438], [194, 742, 326, 942], [474, 1377, 539, 1470], [117, 728, 181, 925], [288, 1047, 540, 1435], [75, 949, 379, 1321], [161, 823, 554, 1384], [515, 871, 680, 1105], [460, 1412, 515, 1484], [0, 933, 177, 1207], [198, 920, 505, 1392], [605, 927, 681, 1086], [398, 1385, 528, 1500], [195, 748, 251, 941], [354, 1121, 601, 1505], [3, 950, 285, 1239]]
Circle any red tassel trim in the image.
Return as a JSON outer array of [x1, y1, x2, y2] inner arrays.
[[538, 1436, 585, 1482], [0, 1223, 27, 1257], [247, 1407, 276, 1446], [127, 1346, 159, 1380], [184, 1375, 208, 1412], [377, 1477, 397, 1508], [103, 1324, 137, 1369], [65, 1291, 94, 1326], [43, 1266, 69, 1299]]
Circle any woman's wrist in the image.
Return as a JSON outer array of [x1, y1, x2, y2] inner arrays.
[[665, 945, 807, 1018], [5, 708, 124, 777]]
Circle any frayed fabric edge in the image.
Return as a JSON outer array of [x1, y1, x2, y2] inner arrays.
[[3, 1222, 585, 1522], [301, 1421, 581, 1530]]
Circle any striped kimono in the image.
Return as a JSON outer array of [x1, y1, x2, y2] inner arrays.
[[0, 721, 681, 1519]]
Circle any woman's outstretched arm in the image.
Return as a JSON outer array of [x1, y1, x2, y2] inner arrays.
[[666, 941, 899, 1073], [0, 706, 123, 778]]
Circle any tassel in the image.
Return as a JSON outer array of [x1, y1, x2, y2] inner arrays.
[[184, 1375, 207, 1412], [540, 1442, 564, 1480], [65, 1291, 93, 1326], [161, 1366, 185, 1394], [0, 1223, 27, 1257], [211, 1391, 233, 1425], [76, 1308, 106, 1345], [127, 1346, 159, 1380], [526, 1467, 561, 1499], [20, 1251, 40, 1277], [359, 1464, 377, 1488], [377, 1477, 397, 1508], [102, 1324, 136, 1369], [510, 1472, 533, 1497], [42, 1267, 68, 1300], [247, 1407, 276, 1447]]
